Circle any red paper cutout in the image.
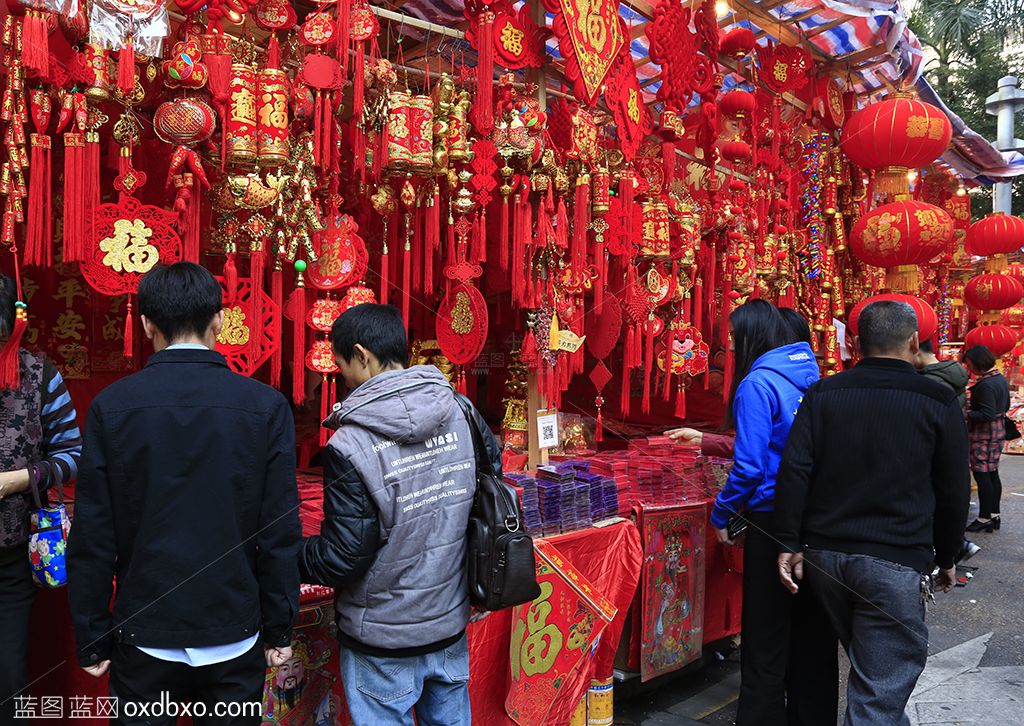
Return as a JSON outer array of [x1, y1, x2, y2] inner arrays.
[[214, 276, 279, 377], [468, 4, 548, 70], [81, 196, 182, 297], [756, 41, 813, 94], [586, 295, 622, 360], [657, 326, 710, 376], [436, 282, 489, 365], [606, 56, 653, 160]]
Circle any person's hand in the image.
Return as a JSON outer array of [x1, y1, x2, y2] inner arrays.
[[469, 609, 492, 624], [666, 428, 703, 446], [265, 646, 292, 668], [715, 527, 735, 546], [933, 566, 956, 593], [778, 552, 804, 595], [82, 660, 110, 678]]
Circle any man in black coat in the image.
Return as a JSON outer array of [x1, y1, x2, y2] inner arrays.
[[775, 300, 969, 726], [69, 263, 301, 724]]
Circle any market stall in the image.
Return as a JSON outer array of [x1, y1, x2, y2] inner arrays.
[[3, 0, 1024, 722]]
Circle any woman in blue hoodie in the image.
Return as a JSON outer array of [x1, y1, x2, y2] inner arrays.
[[712, 300, 837, 726]]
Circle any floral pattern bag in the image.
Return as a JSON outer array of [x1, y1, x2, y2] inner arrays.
[[28, 479, 70, 588]]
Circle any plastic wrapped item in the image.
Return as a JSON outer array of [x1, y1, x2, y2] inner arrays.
[[88, 0, 168, 58]]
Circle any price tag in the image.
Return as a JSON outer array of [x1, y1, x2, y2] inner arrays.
[[536, 410, 559, 449]]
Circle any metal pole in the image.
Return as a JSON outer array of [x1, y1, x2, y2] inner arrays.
[[985, 76, 1024, 214]]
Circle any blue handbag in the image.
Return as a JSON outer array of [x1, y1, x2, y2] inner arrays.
[[28, 478, 70, 588]]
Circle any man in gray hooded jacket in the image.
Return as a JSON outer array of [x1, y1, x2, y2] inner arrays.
[[300, 303, 500, 726]]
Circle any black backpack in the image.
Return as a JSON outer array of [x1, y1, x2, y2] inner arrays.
[[455, 396, 541, 611]]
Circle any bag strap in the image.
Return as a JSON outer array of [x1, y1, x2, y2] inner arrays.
[[453, 394, 491, 474], [28, 465, 65, 510]]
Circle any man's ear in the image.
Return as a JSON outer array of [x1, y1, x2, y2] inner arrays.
[[210, 310, 225, 338], [851, 335, 861, 356], [140, 315, 157, 341], [909, 331, 920, 356]]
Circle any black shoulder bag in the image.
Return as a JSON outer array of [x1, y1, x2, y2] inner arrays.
[[455, 397, 541, 611]]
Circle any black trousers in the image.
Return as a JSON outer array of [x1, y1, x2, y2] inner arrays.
[[736, 512, 839, 726], [0, 554, 36, 726], [109, 640, 265, 726], [973, 469, 1003, 519]]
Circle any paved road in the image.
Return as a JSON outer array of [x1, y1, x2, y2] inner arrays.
[[616, 456, 1024, 725]]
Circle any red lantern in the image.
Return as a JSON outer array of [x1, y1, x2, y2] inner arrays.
[[848, 293, 937, 343], [719, 27, 755, 60], [964, 273, 1024, 311], [1006, 262, 1024, 286], [849, 200, 954, 291], [965, 213, 1024, 258], [719, 90, 755, 121], [840, 96, 952, 195], [965, 324, 1018, 356], [1001, 304, 1024, 332], [721, 139, 752, 164]]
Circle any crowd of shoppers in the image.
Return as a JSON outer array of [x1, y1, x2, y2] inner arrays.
[[0, 262, 1015, 726]]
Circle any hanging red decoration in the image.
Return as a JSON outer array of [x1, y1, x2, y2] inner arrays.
[[964, 273, 1024, 311], [657, 325, 710, 377], [966, 213, 1024, 258], [756, 41, 813, 94], [487, 4, 548, 69], [849, 200, 953, 290], [848, 293, 938, 342], [436, 283, 489, 365], [840, 96, 952, 195], [226, 64, 258, 165], [720, 27, 756, 60], [309, 213, 368, 290], [339, 284, 377, 312], [719, 90, 755, 121], [544, 0, 627, 105], [214, 276, 280, 377], [153, 98, 217, 147], [547, 99, 600, 164], [646, 0, 698, 111], [606, 55, 652, 160], [966, 323, 1018, 357]]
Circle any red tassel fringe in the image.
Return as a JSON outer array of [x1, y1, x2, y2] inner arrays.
[[270, 265, 283, 388], [62, 132, 84, 263], [22, 12, 49, 78], [474, 13, 495, 135], [25, 135, 51, 266], [123, 297, 134, 359], [118, 40, 135, 97], [223, 252, 238, 304], [0, 307, 26, 390], [292, 287, 307, 405]]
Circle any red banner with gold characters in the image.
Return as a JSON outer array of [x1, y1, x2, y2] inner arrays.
[[505, 539, 618, 725], [546, 0, 627, 105]]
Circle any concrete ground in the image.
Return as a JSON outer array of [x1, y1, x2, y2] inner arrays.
[[616, 456, 1024, 725]]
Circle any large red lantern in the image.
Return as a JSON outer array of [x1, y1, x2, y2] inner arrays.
[[1006, 262, 1024, 286], [965, 213, 1024, 262], [965, 324, 1018, 356], [964, 272, 1024, 311], [849, 200, 954, 291], [1001, 305, 1024, 335], [719, 90, 756, 121], [848, 293, 937, 342], [840, 96, 952, 195]]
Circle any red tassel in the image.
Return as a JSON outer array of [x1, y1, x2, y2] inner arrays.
[[425, 189, 440, 295], [22, 12, 49, 79], [62, 132, 84, 263], [118, 39, 135, 97], [270, 263, 283, 388], [319, 376, 330, 447], [723, 347, 734, 404], [473, 12, 495, 135], [402, 237, 411, 329], [0, 301, 27, 390], [675, 384, 686, 420], [621, 174, 635, 242], [520, 327, 537, 367], [85, 131, 100, 224], [292, 287, 307, 405], [662, 140, 676, 189], [206, 48, 230, 171], [267, 34, 281, 69], [641, 324, 654, 414], [123, 297, 134, 359], [336, 0, 351, 76], [662, 323, 675, 401], [595, 407, 603, 443], [620, 329, 633, 415], [475, 211, 487, 263], [412, 207, 423, 294], [499, 197, 509, 272], [555, 197, 569, 250], [379, 244, 390, 305], [250, 246, 265, 346], [313, 92, 323, 166], [224, 252, 238, 304], [573, 178, 589, 270], [25, 135, 51, 266]]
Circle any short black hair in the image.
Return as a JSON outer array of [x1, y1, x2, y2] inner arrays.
[[331, 303, 408, 366], [858, 300, 918, 356], [0, 274, 16, 338], [778, 308, 812, 345], [919, 338, 934, 354], [137, 263, 223, 341], [963, 345, 996, 372]]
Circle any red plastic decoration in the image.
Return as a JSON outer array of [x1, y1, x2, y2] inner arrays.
[[489, 4, 548, 69], [544, 0, 627, 105], [606, 55, 652, 160], [720, 27, 755, 60], [214, 276, 280, 377], [850, 201, 954, 268], [305, 338, 339, 374], [657, 326, 710, 376], [756, 41, 813, 94], [309, 214, 368, 290], [436, 283, 489, 365]]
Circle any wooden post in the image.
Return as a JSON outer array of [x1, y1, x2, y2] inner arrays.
[[527, 372, 549, 468]]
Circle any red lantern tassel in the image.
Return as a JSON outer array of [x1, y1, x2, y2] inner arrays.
[[499, 196, 509, 272], [118, 39, 135, 97], [573, 177, 590, 270], [250, 246, 265, 346], [662, 140, 676, 189], [223, 251, 238, 304], [402, 238, 411, 330], [473, 12, 495, 135], [62, 132, 84, 263], [336, 0, 351, 77], [25, 134, 50, 266], [412, 207, 423, 294], [292, 286, 307, 406], [123, 296, 134, 359], [267, 33, 281, 69], [206, 49, 230, 171], [270, 262, 283, 389], [641, 325, 655, 414], [662, 323, 675, 401], [85, 131, 100, 222], [425, 188, 440, 295], [0, 289, 27, 390], [313, 92, 323, 166], [475, 210, 487, 263], [22, 11, 49, 79], [621, 325, 635, 415], [621, 174, 635, 241], [723, 346, 734, 404], [320, 376, 330, 447], [675, 383, 686, 420]]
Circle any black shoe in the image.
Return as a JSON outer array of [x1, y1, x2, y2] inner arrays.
[[955, 539, 981, 564], [993, 516, 1001, 530], [966, 519, 994, 533]]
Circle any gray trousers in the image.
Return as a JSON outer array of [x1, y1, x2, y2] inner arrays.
[[804, 549, 929, 726]]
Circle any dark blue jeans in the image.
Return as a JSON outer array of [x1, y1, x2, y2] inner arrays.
[[804, 549, 929, 726]]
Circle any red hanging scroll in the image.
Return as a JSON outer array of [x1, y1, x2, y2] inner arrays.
[[544, 0, 627, 105]]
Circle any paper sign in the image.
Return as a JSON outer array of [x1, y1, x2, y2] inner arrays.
[[537, 411, 559, 449], [557, 330, 586, 353]]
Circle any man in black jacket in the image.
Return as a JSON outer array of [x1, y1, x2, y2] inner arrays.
[[775, 300, 969, 726], [300, 303, 499, 726], [68, 263, 301, 724]]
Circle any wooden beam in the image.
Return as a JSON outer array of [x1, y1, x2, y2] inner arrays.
[[634, 54, 651, 67], [631, 21, 649, 40], [731, 0, 831, 62], [623, 0, 656, 20], [788, 8, 820, 23], [640, 75, 661, 88], [761, 0, 790, 10]]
